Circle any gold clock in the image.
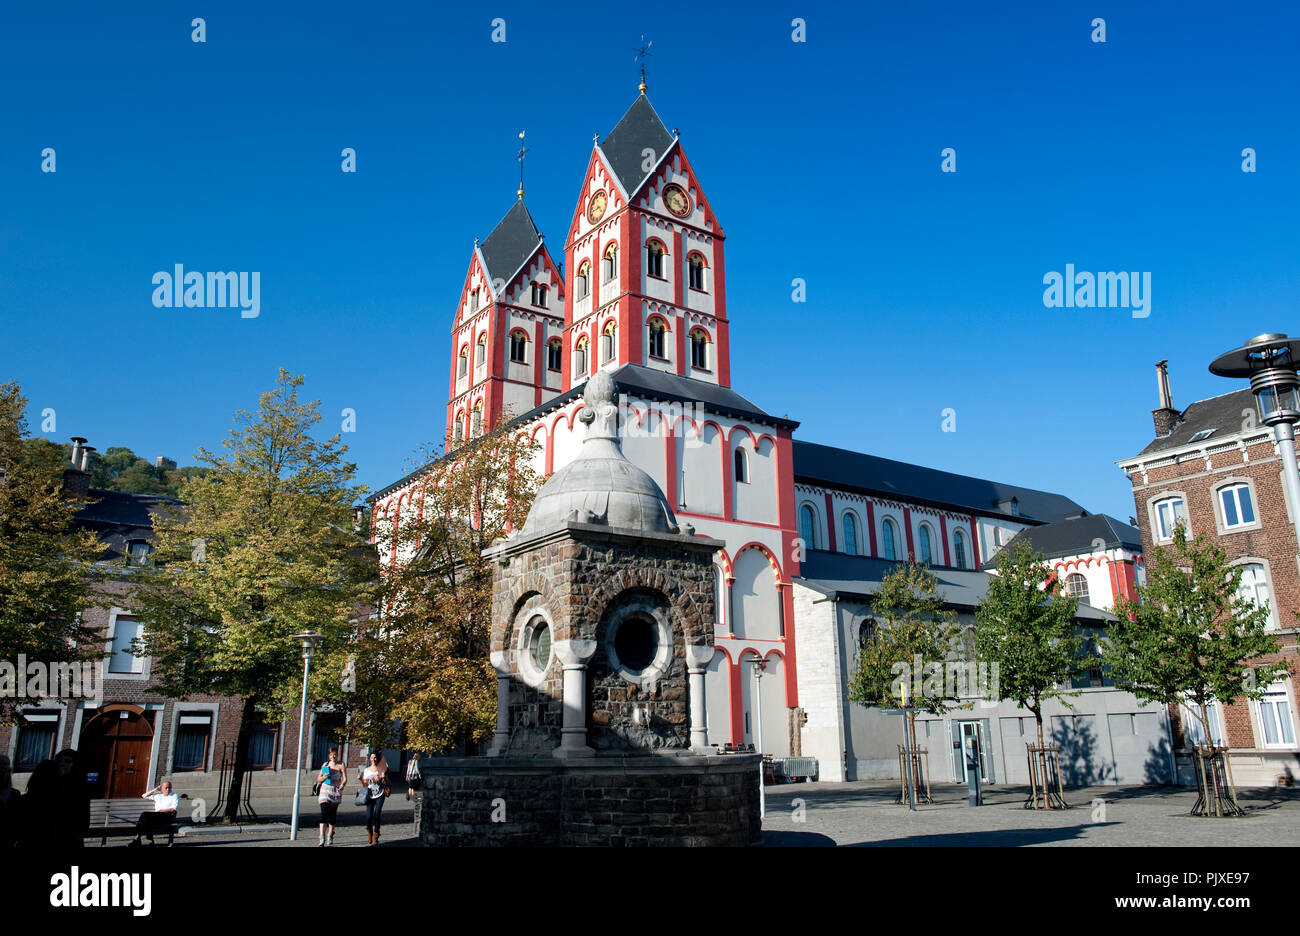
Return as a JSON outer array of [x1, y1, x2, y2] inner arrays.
[[587, 190, 607, 224], [662, 184, 690, 217]]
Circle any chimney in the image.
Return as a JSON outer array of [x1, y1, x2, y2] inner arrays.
[[353, 504, 366, 533], [62, 438, 92, 497], [1151, 360, 1179, 436], [80, 446, 95, 472]]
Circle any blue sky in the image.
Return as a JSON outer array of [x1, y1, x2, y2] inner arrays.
[[2, 0, 1297, 520]]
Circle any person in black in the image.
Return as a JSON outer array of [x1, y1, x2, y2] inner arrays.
[[0, 755, 20, 848]]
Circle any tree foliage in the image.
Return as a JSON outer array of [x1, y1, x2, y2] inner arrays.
[[349, 416, 541, 755], [975, 543, 1085, 747], [0, 384, 104, 720], [24, 438, 209, 497], [1105, 526, 1288, 742], [132, 370, 374, 819]]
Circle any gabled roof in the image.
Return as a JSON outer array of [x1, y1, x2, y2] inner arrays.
[[995, 514, 1142, 564], [1134, 388, 1255, 457], [792, 441, 1086, 523], [794, 552, 1114, 622], [599, 95, 675, 196], [74, 489, 180, 563], [479, 200, 542, 287]]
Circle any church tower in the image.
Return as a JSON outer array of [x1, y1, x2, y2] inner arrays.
[[447, 199, 566, 443], [563, 86, 731, 391]]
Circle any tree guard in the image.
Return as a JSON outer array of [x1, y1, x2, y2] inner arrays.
[[1024, 743, 1067, 810]]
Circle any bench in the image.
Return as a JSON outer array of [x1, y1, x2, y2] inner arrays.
[[86, 797, 189, 847]]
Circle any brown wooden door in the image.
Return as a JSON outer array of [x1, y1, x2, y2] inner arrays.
[[80, 710, 154, 798], [108, 737, 151, 798]]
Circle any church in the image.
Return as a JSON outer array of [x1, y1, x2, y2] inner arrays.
[[369, 81, 1172, 786]]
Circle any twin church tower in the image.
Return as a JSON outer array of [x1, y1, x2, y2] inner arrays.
[[446, 87, 732, 440]]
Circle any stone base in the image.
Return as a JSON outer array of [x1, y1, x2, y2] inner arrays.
[[416, 753, 762, 846]]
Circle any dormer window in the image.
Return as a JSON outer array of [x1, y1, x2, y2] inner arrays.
[[127, 541, 152, 565], [646, 241, 665, 278], [531, 283, 548, 307]]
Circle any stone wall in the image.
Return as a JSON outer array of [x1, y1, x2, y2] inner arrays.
[[416, 754, 762, 846]]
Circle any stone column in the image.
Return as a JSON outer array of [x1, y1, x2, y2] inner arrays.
[[487, 650, 512, 757], [686, 643, 714, 753], [552, 638, 597, 759]]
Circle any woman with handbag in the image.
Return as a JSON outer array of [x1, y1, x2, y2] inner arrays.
[[316, 748, 345, 846], [358, 751, 389, 845]]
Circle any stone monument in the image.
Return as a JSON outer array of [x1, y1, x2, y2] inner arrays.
[[415, 371, 761, 846]]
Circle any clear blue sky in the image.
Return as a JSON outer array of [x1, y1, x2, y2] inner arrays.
[[2, 0, 1296, 520]]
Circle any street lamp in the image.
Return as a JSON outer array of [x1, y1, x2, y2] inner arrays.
[[289, 632, 322, 841], [747, 657, 767, 819], [1209, 333, 1300, 552]]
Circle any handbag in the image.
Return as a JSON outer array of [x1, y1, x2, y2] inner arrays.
[[312, 779, 322, 796], [354, 788, 368, 806]]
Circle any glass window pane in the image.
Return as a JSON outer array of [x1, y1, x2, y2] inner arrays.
[[1238, 487, 1255, 523], [1261, 701, 1279, 746], [1277, 699, 1295, 745], [1221, 489, 1239, 526]]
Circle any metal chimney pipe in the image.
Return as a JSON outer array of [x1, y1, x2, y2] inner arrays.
[[70, 437, 87, 468], [80, 446, 96, 472], [1155, 361, 1173, 410]]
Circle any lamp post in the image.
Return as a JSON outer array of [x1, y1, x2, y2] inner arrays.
[[748, 658, 767, 819], [289, 632, 322, 841], [1209, 333, 1300, 553]]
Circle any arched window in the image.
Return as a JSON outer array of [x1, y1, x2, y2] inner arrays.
[[919, 524, 933, 564], [800, 504, 818, 550], [574, 336, 589, 375], [690, 329, 709, 369], [688, 253, 707, 291], [453, 414, 464, 441], [471, 404, 483, 438], [1236, 562, 1275, 629], [734, 447, 748, 483], [576, 261, 590, 300], [843, 513, 858, 556], [953, 529, 968, 569], [647, 317, 666, 358], [475, 333, 487, 366], [547, 338, 562, 371], [469, 288, 480, 312], [1218, 482, 1256, 529], [509, 330, 529, 363], [1153, 495, 1188, 542], [457, 345, 468, 377], [1063, 573, 1090, 606], [881, 518, 898, 561], [646, 241, 666, 278], [600, 320, 617, 363], [602, 243, 618, 282], [858, 619, 875, 646], [530, 283, 548, 307]]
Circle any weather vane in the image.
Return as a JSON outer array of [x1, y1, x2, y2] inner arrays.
[[633, 35, 652, 94], [516, 130, 527, 199]]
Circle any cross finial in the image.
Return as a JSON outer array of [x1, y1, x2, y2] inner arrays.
[[516, 130, 528, 199], [634, 35, 652, 94]]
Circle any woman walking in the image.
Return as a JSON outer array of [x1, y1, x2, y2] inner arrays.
[[358, 751, 388, 845], [317, 748, 345, 846]]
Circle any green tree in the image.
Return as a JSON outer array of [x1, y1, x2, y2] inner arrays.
[[1105, 526, 1288, 744], [351, 415, 541, 755], [0, 385, 104, 720], [976, 543, 1085, 755], [132, 370, 374, 821]]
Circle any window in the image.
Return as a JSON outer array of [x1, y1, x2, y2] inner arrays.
[[611, 612, 659, 676], [1219, 483, 1256, 530], [469, 288, 480, 313], [647, 318, 666, 358], [602, 243, 618, 282], [471, 406, 483, 438], [1063, 573, 1090, 606], [688, 254, 706, 290], [953, 529, 967, 569], [247, 721, 279, 770], [528, 620, 552, 674], [1235, 562, 1275, 630], [858, 619, 875, 646], [453, 415, 464, 441], [457, 347, 468, 377], [520, 615, 553, 686], [646, 241, 665, 278], [1257, 684, 1296, 748], [843, 513, 859, 556], [690, 329, 709, 369], [475, 334, 487, 366], [509, 330, 528, 363], [918, 525, 933, 564], [1183, 700, 1226, 747], [108, 615, 145, 674], [530, 283, 548, 307], [576, 262, 590, 300], [1153, 496, 1187, 541], [547, 339, 562, 371], [15, 711, 59, 771], [574, 337, 588, 376], [173, 714, 213, 771], [127, 540, 152, 565], [800, 504, 818, 550], [734, 448, 748, 484], [601, 321, 616, 363], [881, 519, 898, 561]]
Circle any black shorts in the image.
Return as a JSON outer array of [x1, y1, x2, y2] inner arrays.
[[319, 800, 339, 824]]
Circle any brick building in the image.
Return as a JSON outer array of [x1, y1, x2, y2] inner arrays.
[[1117, 361, 1300, 786]]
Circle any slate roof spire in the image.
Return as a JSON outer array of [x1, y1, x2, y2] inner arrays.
[[479, 199, 542, 288], [599, 94, 674, 196]]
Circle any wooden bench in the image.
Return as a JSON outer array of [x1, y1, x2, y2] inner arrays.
[[86, 797, 189, 847]]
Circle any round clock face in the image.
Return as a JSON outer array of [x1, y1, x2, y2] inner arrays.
[[662, 184, 690, 217], [587, 190, 607, 224]]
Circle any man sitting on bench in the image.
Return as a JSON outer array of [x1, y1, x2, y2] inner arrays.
[[131, 782, 179, 846]]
